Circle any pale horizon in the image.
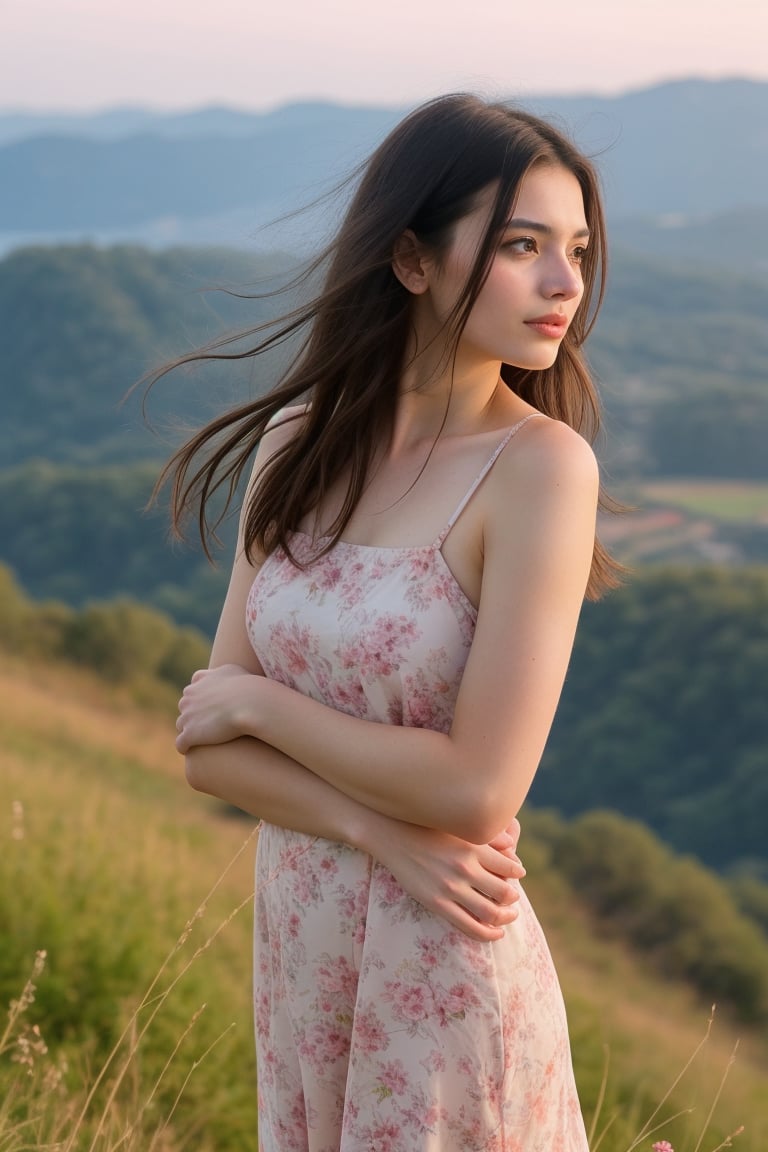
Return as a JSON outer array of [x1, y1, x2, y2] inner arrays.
[[4, 0, 767, 113], [1, 71, 765, 118]]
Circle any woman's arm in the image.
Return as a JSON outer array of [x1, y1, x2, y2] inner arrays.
[[186, 737, 524, 942], [178, 418, 599, 843]]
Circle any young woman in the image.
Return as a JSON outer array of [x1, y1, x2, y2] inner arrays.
[[170, 93, 617, 1152]]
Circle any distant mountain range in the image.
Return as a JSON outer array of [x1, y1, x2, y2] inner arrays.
[[1, 78, 767, 269]]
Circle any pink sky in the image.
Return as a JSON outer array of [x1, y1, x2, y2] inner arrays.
[[4, 0, 768, 110]]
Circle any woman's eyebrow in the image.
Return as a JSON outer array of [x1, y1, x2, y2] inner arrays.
[[504, 217, 591, 239]]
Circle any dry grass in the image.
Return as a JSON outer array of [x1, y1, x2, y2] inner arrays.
[[1, 655, 765, 1151], [516, 832, 766, 1148]]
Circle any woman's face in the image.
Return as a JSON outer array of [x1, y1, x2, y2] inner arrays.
[[425, 164, 589, 372]]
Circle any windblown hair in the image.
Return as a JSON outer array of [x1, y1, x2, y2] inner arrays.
[[153, 93, 620, 599]]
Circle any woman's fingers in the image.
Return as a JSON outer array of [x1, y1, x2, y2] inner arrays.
[[477, 842, 526, 881], [488, 818, 521, 851], [460, 887, 519, 928], [443, 855, 522, 932], [459, 855, 519, 904], [507, 817, 521, 847], [434, 899, 509, 942], [372, 822, 525, 942], [437, 883, 519, 941]]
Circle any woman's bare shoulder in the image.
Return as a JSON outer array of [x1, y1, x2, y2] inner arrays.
[[500, 413, 598, 491], [247, 403, 309, 475], [263, 402, 310, 445], [480, 415, 599, 547]]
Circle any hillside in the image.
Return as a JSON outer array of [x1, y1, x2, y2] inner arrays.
[[2, 242, 768, 486], [2, 78, 766, 1151], [6, 546, 768, 879], [1, 654, 766, 1151], [2, 241, 767, 635], [3, 551, 768, 879], [0, 244, 296, 467], [0, 238, 766, 883], [529, 567, 768, 871], [610, 210, 768, 280]]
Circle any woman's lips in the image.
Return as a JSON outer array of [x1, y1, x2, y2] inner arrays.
[[524, 314, 568, 338]]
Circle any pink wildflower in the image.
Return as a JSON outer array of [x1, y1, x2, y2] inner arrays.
[[652, 1142, 674, 1152]]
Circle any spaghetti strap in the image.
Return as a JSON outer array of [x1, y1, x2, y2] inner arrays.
[[433, 412, 542, 547]]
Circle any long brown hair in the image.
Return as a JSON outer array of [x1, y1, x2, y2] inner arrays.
[[153, 94, 620, 599]]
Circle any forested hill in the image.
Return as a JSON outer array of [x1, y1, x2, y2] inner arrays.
[[1, 242, 767, 878], [2, 242, 768, 475], [529, 566, 768, 871], [0, 244, 295, 467]]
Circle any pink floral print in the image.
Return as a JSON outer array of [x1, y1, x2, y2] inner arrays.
[[247, 417, 589, 1150]]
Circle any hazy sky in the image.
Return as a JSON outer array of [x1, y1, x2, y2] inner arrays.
[[4, 0, 767, 111]]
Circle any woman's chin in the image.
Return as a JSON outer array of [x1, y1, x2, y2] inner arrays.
[[506, 347, 563, 373]]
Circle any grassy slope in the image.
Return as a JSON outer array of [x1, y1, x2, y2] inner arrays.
[[1, 658, 765, 1151], [1, 660, 259, 1150]]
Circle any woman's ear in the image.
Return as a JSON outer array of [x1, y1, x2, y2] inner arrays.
[[391, 229, 431, 295]]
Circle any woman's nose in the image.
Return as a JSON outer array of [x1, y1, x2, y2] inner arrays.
[[542, 257, 583, 301]]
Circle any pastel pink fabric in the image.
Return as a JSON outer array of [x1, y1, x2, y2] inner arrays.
[[246, 415, 589, 1151]]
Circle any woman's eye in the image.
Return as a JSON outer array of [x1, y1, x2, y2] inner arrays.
[[504, 236, 537, 254], [571, 246, 588, 264]]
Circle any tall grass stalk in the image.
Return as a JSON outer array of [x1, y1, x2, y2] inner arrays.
[[615, 1005, 744, 1152], [692, 1042, 742, 1152], [1, 829, 257, 1152], [0, 950, 72, 1152], [69, 827, 257, 1152], [587, 1045, 615, 1151], [624, 1006, 717, 1150], [146, 1021, 238, 1152]]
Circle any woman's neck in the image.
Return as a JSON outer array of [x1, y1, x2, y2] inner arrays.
[[392, 346, 512, 454]]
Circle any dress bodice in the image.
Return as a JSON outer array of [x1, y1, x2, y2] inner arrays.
[[246, 414, 538, 732]]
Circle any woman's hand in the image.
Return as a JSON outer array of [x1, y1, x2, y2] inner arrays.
[[367, 816, 526, 943], [176, 664, 257, 753]]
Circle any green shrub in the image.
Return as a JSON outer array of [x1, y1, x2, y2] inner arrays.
[[0, 572, 209, 703], [552, 810, 768, 1022]]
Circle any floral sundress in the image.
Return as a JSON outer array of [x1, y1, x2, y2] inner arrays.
[[246, 415, 589, 1152]]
